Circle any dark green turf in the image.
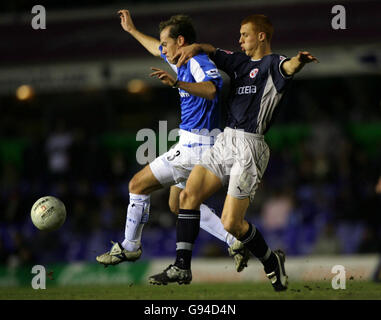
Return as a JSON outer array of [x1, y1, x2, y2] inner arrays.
[[1, 281, 380, 300]]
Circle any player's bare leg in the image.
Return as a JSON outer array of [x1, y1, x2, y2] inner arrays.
[[168, 185, 181, 214], [96, 165, 163, 266], [220, 195, 250, 238], [180, 165, 223, 209], [169, 185, 249, 272], [149, 165, 222, 284], [222, 195, 288, 291], [169, 184, 238, 247], [128, 164, 163, 195]]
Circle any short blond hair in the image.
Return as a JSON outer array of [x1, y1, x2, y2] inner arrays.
[[241, 14, 274, 42]]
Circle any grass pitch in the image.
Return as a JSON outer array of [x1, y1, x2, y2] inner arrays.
[[1, 281, 380, 300]]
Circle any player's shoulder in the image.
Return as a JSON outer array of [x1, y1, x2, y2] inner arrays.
[[189, 52, 214, 65], [187, 54, 222, 82], [260, 54, 289, 69], [188, 53, 219, 71], [264, 54, 293, 80], [266, 53, 289, 62]]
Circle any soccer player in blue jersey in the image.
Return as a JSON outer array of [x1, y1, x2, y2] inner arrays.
[[96, 10, 250, 272], [149, 14, 318, 290]]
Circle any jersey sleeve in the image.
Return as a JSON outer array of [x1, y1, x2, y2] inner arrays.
[[270, 54, 293, 93], [189, 54, 223, 90], [212, 48, 246, 78]]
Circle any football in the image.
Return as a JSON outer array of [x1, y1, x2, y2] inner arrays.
[[31, 196, 66, 231]]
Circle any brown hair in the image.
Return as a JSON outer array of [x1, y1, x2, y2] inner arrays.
[[241, 14, 274, 41], [159, 15, 196, 44]]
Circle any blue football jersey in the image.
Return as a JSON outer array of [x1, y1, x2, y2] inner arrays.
[[159, 46, 223, 135], [212, 48, 293, 134]]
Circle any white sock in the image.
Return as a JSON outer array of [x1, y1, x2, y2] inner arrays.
[[200, 203, 236, 247], [122, 193, 150, 251]]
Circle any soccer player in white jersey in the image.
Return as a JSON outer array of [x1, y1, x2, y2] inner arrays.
[[96, 10, 251, 272], [149, 14, 318, 290]]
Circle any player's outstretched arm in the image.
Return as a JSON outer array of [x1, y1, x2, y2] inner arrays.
[[118, 9, 161, 57], [175, 43, 217, 68], [281, 51, 319, 76], [150, 67, 217, 100]]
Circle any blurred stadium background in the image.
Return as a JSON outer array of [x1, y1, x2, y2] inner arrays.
[[1, 0, 381, 290]]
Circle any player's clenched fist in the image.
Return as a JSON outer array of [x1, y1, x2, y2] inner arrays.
[[118, 9, 136, 33]]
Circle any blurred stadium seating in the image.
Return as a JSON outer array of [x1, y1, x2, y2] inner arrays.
[[0, 0, 380, 275]]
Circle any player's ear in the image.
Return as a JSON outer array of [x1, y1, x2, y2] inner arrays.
[[177, 35, 185, 46], [258, 32, 266, 42]]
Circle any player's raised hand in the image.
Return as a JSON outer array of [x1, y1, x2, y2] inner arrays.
[[297, 51, 319, 64], [150, 67, 176, 87], [175, 44, 201, 68], [118, 9, 136, 33]]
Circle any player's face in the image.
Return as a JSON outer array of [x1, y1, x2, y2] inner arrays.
[[239, 23, 260, 57], [160, 26, 179, 64]]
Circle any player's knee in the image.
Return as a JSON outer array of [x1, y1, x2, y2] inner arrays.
[[222, 216, 240, 238], [128, 174, 143, 194], [179, 188, 200, 209]]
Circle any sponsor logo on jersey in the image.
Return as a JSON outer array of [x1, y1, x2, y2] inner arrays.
[[236, 85, 257, 95], [249, 68, 259, 79], [205, 68, 221, 78]]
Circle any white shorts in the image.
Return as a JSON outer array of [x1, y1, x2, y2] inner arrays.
[[199, 127, 270, 202], [149, 129, 215, 188]]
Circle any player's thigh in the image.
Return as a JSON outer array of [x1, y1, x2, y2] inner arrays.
[[129, 164, 163, 195], [180, 165, 222, 209], [149, 143, 187, 187], [221, 194, 250, 238], [169, 185, 183, 214]]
